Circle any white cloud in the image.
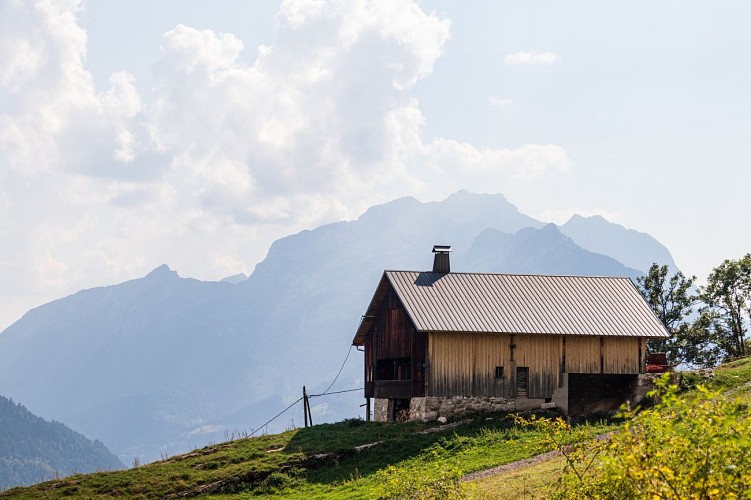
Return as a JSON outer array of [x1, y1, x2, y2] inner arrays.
[[503, 50, 559, 66], [0, 0, 573, 330], [214, 254, 248, 278], [423, 140, 571, 182], [0, 0, 143, 176]]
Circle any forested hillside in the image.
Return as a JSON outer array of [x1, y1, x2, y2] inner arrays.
[[0, 396, 123, 491]]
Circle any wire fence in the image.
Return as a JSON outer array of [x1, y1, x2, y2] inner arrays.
[[309, 387, 362, 398], [247, 344, 362, 436], [248, 396, 304, 437]]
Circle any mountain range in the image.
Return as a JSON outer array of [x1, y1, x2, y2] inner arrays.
[[0, 191, 676, 464]]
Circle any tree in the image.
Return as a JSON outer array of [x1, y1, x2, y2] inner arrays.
[[701, 254, 751, 360], [636, 263, 707, 366]]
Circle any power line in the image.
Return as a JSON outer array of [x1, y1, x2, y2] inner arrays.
[[245, 344, 360, 436], [309, 387, 363, 398], [248, 396, 303, 437], [318, 344, 354, 396]]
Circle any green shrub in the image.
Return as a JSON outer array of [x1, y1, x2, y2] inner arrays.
[[546, 375, 751, 499]]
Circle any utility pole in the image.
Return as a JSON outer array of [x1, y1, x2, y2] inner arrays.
[[303, 386, 312, 428]]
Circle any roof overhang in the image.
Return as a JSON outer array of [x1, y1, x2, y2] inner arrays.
[[352, 272, 390, 345]]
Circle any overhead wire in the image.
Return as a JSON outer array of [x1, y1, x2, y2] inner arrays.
[[309, 387, 363, 398], [246, 343, 362, 436], [248, 396, 303, 437], [318, 344, 354, 396]]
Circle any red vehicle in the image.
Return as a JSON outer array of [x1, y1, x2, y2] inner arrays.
[[646, 352, 670, 373]]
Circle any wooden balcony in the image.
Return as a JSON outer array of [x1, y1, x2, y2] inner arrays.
[[374, 380, 412, 399]]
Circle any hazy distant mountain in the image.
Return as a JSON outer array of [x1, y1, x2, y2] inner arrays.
[[0, 266, 258, 462], [0, 192, 675, 463], [220, 273, 248, 284], [464, 224, 642, 277], [0, 395, 123, 491], [560, 214, 676, 272]]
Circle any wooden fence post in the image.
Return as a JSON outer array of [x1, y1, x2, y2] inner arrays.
[[303, 386, 309, 428], [307, 390, 313, 427]]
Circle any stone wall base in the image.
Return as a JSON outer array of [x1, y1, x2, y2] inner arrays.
[[408, 396, 515, 422], [374, 375, 651, 423], [374, 398, 391, 422]]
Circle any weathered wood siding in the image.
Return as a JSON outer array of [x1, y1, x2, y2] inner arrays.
[[365, 286, 426, 398], [427, 333, 643, 399], [364, 333, 374, 397], [427, 332, 512, 397], [565, 336, 602, 373], [602, 337, 642, 374], [512, 335, 562, 398], [565, 336, 644, 374], [427, 333, 561, 399]]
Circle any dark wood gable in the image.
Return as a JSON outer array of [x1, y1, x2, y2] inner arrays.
[[363, 285, 427, 399]]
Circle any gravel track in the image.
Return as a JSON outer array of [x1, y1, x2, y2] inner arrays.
[[462, 431, 613, 482]]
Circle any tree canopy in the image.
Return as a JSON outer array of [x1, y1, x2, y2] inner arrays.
[[701, 253, 751, 360], [638, 254, 751, 367]]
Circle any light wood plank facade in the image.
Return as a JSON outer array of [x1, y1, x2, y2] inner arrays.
[[428, 333, 644, 401]]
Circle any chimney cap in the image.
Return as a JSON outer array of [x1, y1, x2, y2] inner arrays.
[[432, 245, 452, 253]]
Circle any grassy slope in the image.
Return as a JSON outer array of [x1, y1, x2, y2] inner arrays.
[[0, 413, 612, 499], [9, 359, 749, 499], [706, 356, 751, 393], [471, 456, 566, 499]]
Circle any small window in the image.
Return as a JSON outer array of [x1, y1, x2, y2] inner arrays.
[[495, 366, 504, 379]]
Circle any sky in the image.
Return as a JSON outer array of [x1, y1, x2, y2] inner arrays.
[[0, 0, 749, 331]]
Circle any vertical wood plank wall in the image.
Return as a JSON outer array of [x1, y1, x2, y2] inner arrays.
[[567, 336, 643, 374], [602, 337, 641, 374], [513, 335, 562, 398], [565, 336, 602, 373], [428, 332, 511, 397], [365, 287, 426, 398], [427, 333, 644, 399]]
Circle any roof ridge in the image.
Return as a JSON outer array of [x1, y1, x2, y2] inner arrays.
[[384, 270, 632, 280]]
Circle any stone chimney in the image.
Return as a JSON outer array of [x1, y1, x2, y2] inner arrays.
[[432, 245, 452, 273]]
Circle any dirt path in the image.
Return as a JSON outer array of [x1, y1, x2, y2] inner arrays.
[[461, 431, 613, 482], [460, 449, 563, 482]]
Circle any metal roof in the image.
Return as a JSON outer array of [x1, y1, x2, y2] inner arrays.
[[353, 271, 669, 344]]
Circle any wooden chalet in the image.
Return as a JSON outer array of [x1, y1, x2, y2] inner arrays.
[[352, 246, 669, 421]]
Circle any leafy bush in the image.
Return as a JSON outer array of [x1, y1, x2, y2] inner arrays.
[[545, 375, 751, 499]]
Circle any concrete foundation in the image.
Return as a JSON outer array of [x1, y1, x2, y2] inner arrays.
[[551, 373, 569, 414], [633, 373, 660, 405]]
